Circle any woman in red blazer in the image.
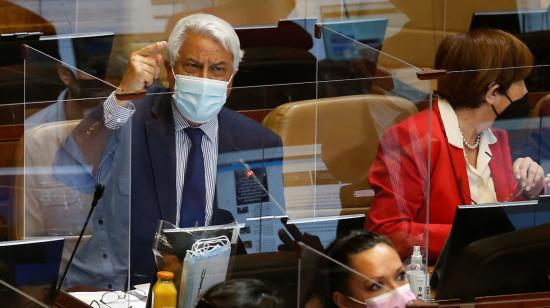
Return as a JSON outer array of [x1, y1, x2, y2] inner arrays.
[[365, 29, 546, 262]]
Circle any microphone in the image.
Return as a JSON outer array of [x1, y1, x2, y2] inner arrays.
[[56, 184, 105, 295]]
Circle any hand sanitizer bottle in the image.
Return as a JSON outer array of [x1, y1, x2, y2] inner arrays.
[[406, 245, 428, 300]]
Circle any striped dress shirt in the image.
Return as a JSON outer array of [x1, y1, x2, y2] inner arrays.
[[103, 92, 218, 226]]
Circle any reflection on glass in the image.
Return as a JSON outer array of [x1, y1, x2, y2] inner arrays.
[[21, 38, 126, 292], [317, 18, 388, 99], [229, 19, 317, 110], [24, 33, 115, 129], [32, 185, 92, 236]]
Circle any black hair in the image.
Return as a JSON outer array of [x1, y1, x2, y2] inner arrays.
[[323, 230, 394, 308], [195, 279, 283, 308]]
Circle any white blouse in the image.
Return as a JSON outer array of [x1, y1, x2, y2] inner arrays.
[[438, 100, 498, 204]]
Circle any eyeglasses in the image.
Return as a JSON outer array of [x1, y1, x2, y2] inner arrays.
[[89, 289, 147, 308]]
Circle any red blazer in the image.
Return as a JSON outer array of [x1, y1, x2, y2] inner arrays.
[[364, 102, 518, 261]]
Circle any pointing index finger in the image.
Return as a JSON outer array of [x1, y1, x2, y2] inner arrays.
[[137, 41, 168, 58]]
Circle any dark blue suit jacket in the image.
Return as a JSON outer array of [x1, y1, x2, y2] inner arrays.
[[127, 90, 281, 284], [55, 89, 281, 288]]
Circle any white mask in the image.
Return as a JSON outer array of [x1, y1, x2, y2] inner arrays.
[[172, 71, 229, 123]]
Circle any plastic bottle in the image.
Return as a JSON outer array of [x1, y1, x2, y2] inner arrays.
[[406, 246, 428, 300], [153, 271, 177, 308]]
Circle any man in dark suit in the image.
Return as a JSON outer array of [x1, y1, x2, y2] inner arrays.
[[56, 13, 281, 289]]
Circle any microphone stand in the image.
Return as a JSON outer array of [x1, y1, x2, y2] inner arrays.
[[55, 184, 105, 295]]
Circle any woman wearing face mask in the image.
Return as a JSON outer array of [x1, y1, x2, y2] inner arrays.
[[321, 231, 416, 308], [365, 28, 546, 262]]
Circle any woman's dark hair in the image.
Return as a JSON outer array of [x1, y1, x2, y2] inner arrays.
[[322, 231, 394, 308], [435, 28, 533, 109], [195, 279, 283, 308]]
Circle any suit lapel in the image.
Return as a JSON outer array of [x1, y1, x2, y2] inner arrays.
[[447, 145, 471, 204], [211, 109, 236, 213], [145, 97, 178, 223], [488, 141, 515, 201], [434, 103, 472, 205], [217, 108, 237, 153]]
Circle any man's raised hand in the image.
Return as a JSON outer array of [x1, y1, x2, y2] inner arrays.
[[116, 41, 167, 103]]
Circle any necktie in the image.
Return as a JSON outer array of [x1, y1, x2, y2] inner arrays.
[[179, 127, 206, 227]]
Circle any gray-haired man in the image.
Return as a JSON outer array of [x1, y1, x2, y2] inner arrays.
[[59, 14, 281, 289]]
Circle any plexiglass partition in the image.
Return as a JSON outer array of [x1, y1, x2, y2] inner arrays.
[[1, 1, 550, 307], [288, 17, 431, 273], [3, 38, 133, 307], [212, 16, 434, 306]]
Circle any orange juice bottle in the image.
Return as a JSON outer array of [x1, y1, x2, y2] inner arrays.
[[153, 271, 177, 308]]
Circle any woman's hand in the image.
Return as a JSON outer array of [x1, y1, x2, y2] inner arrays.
[[512, 157, 545, 198]]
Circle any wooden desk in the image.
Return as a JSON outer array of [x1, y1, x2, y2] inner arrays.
[[409, 291, 550, 307], [53, 290, 95, 308]]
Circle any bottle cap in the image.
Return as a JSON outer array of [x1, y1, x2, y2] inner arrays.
[[157, 271, 174, 280], [411, 245, 422, 265]]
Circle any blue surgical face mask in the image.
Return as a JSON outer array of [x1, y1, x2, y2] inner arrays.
[[181, 236, 231, 307], [172, 70, 230, 123]]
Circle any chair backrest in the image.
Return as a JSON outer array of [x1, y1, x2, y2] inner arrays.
[[13, 120, 81, 239], [263, 94, 417, 214], [531, 93, 550, 118]]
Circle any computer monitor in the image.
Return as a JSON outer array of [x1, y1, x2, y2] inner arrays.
[[432, 199, 550, 301], [0, 237, 64, 306], [229, 17, 390, 110], [436, 223, 550, 302], [469, 8, 550, 92], [215, 147, 347, 253], [215, 147, 286, 253]]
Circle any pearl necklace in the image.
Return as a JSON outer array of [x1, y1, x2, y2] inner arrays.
[[460, 129, 481, 150]]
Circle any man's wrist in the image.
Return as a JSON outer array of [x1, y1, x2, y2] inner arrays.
[[104, 92, 136, 130], [115, 89, 146, 103]]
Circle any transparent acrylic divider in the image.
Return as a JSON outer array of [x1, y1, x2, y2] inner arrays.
[[259, 21, 435, 295], [297, 242, 418, 307], [212, 19, 320, 305], [16, 43, 135, 307], [208, 18, 435, 306]]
